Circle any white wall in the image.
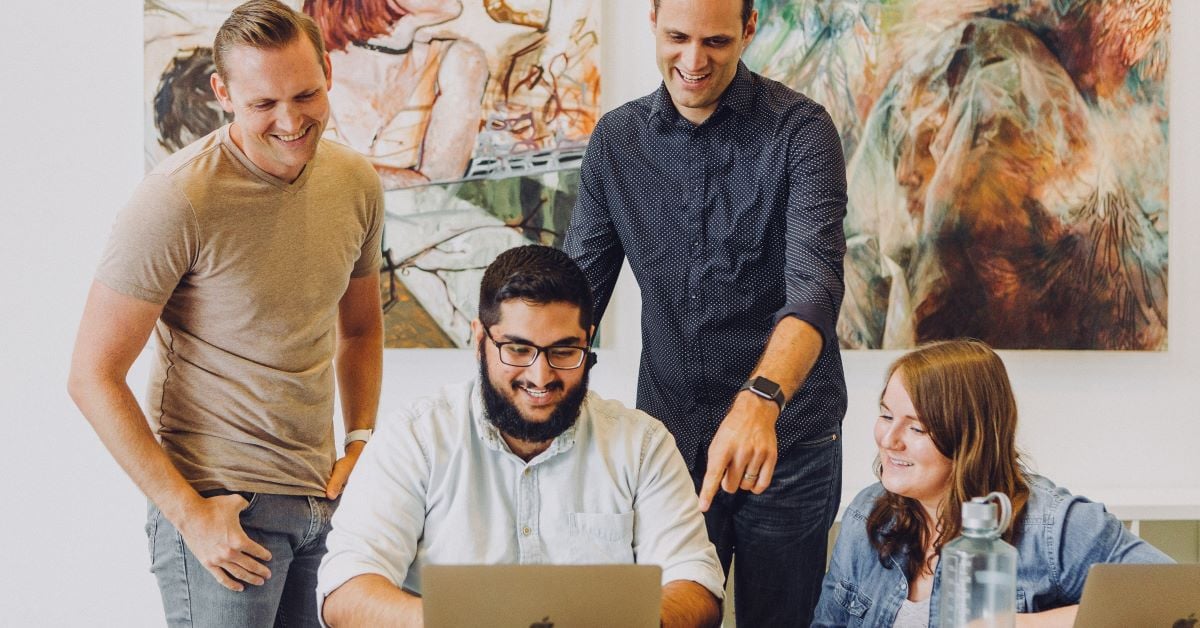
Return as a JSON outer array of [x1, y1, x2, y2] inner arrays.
[[1, 1, 1196, 624]]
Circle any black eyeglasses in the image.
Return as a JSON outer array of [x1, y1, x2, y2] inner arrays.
[[482, 325, 592, 370]]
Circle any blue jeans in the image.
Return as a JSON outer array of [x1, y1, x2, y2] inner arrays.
[[146, 492, 338, 627], [695, 431, 842, 628]]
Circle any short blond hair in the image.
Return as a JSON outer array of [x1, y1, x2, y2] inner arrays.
[[213, 0, 327, 81]]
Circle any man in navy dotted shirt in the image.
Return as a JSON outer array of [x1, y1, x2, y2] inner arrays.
[[564, 0, 848, 624]]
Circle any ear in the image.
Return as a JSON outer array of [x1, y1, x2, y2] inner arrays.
[[210, 72, 235, 113], [322, 52, 333, 89], [743, 9, 758, 47], [470, 319, 485, 347], [587, 324, 597, 343], [649, 1, 657, 33]]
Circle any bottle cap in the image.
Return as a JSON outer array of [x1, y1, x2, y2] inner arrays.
[[962, 499, 997, 533], [960, 492, 1013, 538]]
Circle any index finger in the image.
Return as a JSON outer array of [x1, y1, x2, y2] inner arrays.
[[697, 449, 732, 512]]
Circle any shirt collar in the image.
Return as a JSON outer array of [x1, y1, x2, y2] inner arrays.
[[649, 60, 757, 127], [470, 378, 581, 463]]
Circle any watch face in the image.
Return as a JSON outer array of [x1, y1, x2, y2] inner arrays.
[[750, 377, 781, 397]]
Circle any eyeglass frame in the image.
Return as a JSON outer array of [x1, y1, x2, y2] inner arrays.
[[481, 324, 594, 370]]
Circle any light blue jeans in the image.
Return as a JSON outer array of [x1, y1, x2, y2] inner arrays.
[[146, 491, 338, 627]]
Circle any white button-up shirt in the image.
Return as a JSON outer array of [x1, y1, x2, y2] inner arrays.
[[317, 379, 725, 613]]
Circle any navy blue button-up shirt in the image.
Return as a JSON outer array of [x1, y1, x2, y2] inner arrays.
[[565, 62, 848, 469]]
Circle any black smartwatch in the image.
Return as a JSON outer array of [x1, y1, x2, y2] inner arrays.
[[740, 376, 785, 411]]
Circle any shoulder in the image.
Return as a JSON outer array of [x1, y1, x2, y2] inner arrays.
[[751, 71, 828, 121], [316, 138, 380, 186], [593, 92, 656, 137], [151, 128, 226, 180], [845, 482, 886, 522], [382, 379, 475, 447], [1019, 474, 1079, 526], [747, 71, 839, 145], [582, 391, 669, 441]]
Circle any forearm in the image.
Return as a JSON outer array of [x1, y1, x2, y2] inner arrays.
[[323, 574, 422, 627], [748, 316, 823, 401], [335, 323, 382, 433], [660, 580, 721, 628], [1015, 605, 1077, 627], [68, 374, 201, 523]]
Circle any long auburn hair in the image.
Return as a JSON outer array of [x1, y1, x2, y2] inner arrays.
[[303, 0, 407, 52], [867, 339, 1030, 579]]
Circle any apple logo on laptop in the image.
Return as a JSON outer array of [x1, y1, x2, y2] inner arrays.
[[1173, 612, 1197, 628], [530, 616, 554, 628]]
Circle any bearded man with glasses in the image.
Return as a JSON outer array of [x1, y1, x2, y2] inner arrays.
[[317, 245, 725, 627]]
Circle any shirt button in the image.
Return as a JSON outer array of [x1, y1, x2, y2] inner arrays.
[[523, 468, 531, 476], [522, 526, 532, 536]]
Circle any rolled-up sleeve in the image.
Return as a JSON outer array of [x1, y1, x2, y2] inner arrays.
[[776, 105, 848, 347], [316, 411, 430, 624], [630, 423, 725, 598]]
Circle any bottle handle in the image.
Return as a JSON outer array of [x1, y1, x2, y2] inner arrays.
[[983, 491, 1013, 539]]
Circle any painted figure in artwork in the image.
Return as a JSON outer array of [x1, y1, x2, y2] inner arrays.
[[749, 0, 1169, 350], [304, 0, 490, 189]]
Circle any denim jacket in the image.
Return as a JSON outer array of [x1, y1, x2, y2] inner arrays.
[[812, 475, 1173, 627]]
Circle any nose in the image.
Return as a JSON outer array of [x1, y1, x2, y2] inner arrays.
[[275, 102, 303, 133], [521, 351, 558, 387], [880, 421, 904, 450], [680, 42, 705, 72]]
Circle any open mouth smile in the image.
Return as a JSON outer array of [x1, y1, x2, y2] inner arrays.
[[272, 125, 312, 144], [676, 68, 711, 84]]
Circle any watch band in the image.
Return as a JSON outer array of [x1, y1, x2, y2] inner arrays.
[[740, 376, 785, 411], [344, 428, 373, 448]]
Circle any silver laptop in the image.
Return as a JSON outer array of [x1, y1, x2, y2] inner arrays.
[[422, 564, 662, 628], [1073, 563, 1199, 627]]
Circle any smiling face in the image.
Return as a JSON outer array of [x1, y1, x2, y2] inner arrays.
[[651, 0, 756, 124], [875, 372, 954, 516], [210, 35, 332, 182], [474, 299, 591, 447]]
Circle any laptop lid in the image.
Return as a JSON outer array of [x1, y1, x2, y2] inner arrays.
[[422, 564, 662, 628], [1073, 563, 1200, 628]]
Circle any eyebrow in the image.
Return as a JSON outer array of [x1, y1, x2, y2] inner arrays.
[[499, 333, 585, 346]]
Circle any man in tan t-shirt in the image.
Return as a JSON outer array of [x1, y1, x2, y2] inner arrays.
[[67, 2, 383, 626]]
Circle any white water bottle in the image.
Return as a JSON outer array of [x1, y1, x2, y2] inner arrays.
[[937, 492, 1017, 627]]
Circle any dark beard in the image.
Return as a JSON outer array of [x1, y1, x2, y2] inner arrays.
[[479, 357, 588, 444]]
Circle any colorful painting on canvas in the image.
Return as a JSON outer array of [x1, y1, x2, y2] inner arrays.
[[746, 0, 1169, 349], [144, 0, 600, 347]]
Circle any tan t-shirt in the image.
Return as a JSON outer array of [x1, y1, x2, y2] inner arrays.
[[96, 125, 383, 496]]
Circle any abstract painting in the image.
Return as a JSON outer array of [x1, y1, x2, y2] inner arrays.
[[144, 0, 600, 347], [746, 0, 1169, 350]]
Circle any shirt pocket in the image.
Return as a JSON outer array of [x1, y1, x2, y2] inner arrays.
[[565, 511, 635, 563], [834, 579, 873, 623]]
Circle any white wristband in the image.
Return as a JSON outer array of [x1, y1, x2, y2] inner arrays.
[[344, 428, 373, 448]]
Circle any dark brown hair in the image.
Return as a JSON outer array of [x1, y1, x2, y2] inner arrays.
[[653, 0, 755, 27], [213, 0, 327, 81], [867, 339, 1030, 579], [478, 245, 594, 333], [303, 0, 408, 52]]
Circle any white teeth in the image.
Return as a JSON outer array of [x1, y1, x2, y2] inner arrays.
[[521, 386, 549, 398], [678, 69, 709, 82], [275, 127, 307, 142], [890, 457, 913, 467]]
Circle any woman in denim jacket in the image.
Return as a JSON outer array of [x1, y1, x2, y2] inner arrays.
[[813, 340, 1172, 627]]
